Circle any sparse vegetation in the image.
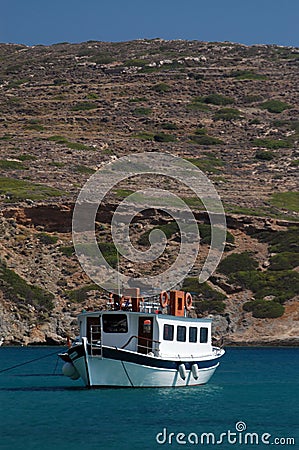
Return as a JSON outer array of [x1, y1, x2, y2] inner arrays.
[[37, 233, 58, 245], [269, 252, 299, 271], [0, 160, 25, 170], [48, 136, 94, 151], [138, 222, 179, 246], [190, 134, 223, 145], [0, 176, 65, 201], [0, 260, 54, 312], [188, 97, 211, 111], [152, 82, 171, 93], [259, 99, 292, 113], [132, 107, 152, 116], [66, 284, 102, 303], [253, 138, 291, 149], [218, 252, 259, 275], [182, 278, 226, 313], [270, 192, 299, 212], [59, 245, 75, 257], [243, 299, 285, 318], [153, 132, 177, 142], [255, 150, 275, 161], [161, 122, 178, 130], [201, 93, 235, 105], [231, 70, 267, 80], [17, 154, 37, 161], [74, 164, 96, 174], [249, 227, 298, 253], [71, 102, 97, 111], [133, 132, 154, 141], [186, 156, 224, 174], [213, 108, 242, 121], [229, 270, 299, 304]]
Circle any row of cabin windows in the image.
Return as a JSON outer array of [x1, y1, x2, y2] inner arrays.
[[163, 324, 208, 343], [100, 314, 208, 344]]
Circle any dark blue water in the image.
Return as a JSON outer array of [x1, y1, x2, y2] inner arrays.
[[0, 347, 298, 450]]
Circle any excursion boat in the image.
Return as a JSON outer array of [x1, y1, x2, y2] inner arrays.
[[59, 289, 225, 388]]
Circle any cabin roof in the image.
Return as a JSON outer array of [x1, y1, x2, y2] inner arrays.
[[78, 310, 212, 324]]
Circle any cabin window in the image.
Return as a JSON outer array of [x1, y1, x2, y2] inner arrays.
[[200, 327, 208, 343], [163, 324, 174, 341], [189, 327, 198, 343], [177, 326, 186, 342], [102, 314, 128, 333]]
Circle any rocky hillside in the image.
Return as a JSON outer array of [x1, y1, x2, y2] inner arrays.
[[0, 39, 298, 346]]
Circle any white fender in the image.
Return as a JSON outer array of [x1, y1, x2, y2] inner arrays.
[[191, 363, 199, 379], [62, 362, 80, 380], [178, 363, 187, 380]]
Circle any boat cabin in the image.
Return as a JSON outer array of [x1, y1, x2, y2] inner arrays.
[[77, 290, 213, 359]]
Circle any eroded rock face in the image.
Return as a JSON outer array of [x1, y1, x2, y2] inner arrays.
[[0, 40, 298, 345], [0, 202, 298, 346], [3, 204, 73, 232]]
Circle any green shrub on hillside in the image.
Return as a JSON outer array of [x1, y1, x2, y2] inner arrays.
[[0, 176, 64, 201], [153, 132, 177, 142], [59, 245, 75, 257], [182, 278, 226, 301], [196, 299, 226, 314], [269, 252, 299, 271], [0, 160, 25, 170], [134, 132, 154, 141], [190, 134, 223, 145], [250, 227, 298, 253], [66, 284, 102, 302], [231, 70, 267, 80], [253, 138, 291, 149], [152, 82, 171, 93], [213, 108, 242, 121], [71, 102, 97, 111], [0, 260, 54, 312], [161, 122, 178, 130], [201, 94, 235, 105], [132, 107, 152, 116], [255, 150, 275, 161], [186, 155, 224, 174], [138, 222, 179, 247], [243, 299, 284, 318], [259, 99, 292, 113], [270, 192, 299, 212], [229, 270, 299, 304], [37, 233, 58, 245], [218, 252, 258, 275]]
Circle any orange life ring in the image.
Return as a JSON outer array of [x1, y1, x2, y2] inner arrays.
[[185, 292, 193, 311], [159, 291, 169, 308]]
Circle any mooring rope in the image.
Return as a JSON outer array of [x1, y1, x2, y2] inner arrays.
[[0, 349, 60, 374]]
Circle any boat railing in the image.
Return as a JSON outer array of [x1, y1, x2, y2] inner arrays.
[[121, 335, 161, 356], [90, 325, 102, 357], [139, 301, 161, 314], [212, 346, 224, 357]]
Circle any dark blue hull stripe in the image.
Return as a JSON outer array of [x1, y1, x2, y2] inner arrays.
[[66, 344, 221, 370]]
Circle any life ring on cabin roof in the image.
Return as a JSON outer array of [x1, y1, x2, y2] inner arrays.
[[159, 291, 169, 308], [185, 292, 193, 311]]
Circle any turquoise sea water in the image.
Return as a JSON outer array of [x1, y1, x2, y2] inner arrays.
[[0, 347, 298, 450]]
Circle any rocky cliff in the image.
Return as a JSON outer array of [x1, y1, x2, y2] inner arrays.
[[0, 39, 298, 345]]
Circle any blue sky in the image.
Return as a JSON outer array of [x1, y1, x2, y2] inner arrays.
[[1, 0, 298, 47]]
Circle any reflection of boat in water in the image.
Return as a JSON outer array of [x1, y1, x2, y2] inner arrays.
[[59, 289, 225, 388]]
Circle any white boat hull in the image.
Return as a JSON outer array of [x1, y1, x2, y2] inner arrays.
[[65, 344, 221, 388]]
